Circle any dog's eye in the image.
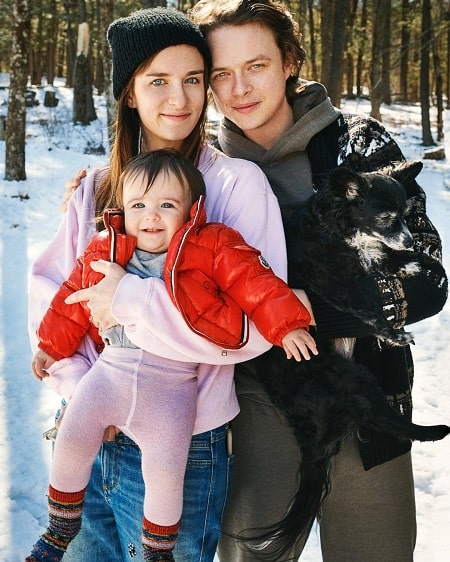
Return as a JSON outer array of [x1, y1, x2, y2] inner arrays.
[[376, 212, 396, 225]]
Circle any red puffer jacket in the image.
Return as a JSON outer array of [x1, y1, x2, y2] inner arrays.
[[164, 196, 311, 349], [37, 210, 137, 359], [37, 199, 310, 360]]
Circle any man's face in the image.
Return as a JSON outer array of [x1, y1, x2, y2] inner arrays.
[[207, 22, 294, 150]]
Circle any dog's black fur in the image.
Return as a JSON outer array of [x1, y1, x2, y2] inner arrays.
[[240, 162, 449, 559], [288, 160, 424, 346]]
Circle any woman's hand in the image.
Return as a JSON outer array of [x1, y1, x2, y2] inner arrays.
[[61, 169, 87, 213], [65, 260, 127, 332]]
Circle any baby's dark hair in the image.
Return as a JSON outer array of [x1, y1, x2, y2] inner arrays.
[[117, 148, 206, 208]]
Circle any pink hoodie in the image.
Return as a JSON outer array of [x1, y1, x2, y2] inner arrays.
[[28, 145, 287, 434]]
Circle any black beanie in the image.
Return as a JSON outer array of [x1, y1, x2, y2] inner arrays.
[[107, 7, 212, 100]]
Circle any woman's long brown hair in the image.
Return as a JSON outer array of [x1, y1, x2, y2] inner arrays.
[[94, 55, 209, 229]]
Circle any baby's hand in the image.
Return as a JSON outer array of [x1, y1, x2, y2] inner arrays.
[[32, 350, 56, 381], [282, 328, 318, 362]]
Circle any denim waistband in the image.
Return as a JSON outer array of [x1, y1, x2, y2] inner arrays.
[[112, 423, 229, 447]]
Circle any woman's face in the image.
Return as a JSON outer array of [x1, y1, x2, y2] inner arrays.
[[128, 45, 206, 151]]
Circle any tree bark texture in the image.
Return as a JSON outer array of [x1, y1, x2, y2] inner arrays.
[[5, 0, 30, 181]]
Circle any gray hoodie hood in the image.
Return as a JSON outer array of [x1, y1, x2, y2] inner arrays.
[[218, 81, 341, 218]]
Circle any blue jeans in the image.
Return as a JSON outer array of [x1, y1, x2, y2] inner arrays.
[[63, 426, 232, 561]]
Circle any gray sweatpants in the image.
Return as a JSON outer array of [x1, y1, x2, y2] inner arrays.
[[217, 370, 416, 562]]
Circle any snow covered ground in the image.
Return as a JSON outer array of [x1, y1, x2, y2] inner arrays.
[[0, 79, 449, 561]]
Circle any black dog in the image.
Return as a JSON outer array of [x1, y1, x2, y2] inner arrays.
[[241, 162, 449, 559], [288, 160, 425, 346]]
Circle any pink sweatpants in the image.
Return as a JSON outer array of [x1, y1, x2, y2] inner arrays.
[[50, 346, 198, 526]]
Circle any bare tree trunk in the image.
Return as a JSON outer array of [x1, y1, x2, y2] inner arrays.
[[293, 0, 308, 30], [5, 0, 30, 181], [46, 0, 59, 86], [64, 0, 76, 88], [73, 0, 97, 125], [30, 0, 43, 85], [421, 0, 435, 145], [446, 1, 450, 108], [344, 0, 358, 98], [326, 0, 349, 107], [28, 0, 45, 85], [307, 0, 319, 81], [356, 0, 368, 97], [431, 2, 444, 141], [93, 0, 104, 95], [399, 0, 411, 101], [381, 0, 391, 105], [345, 53, 354, 98], [98, 0, 115, 136], [320, 0, 334, 88], [370, 0, 389, 120]]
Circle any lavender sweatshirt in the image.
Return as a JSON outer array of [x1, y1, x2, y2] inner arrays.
[[28, 144, 287, 434]]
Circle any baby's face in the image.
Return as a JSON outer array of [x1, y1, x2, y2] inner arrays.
[[122, 170, 191, 253]]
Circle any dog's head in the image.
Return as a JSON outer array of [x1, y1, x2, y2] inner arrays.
[[313, 160, 423, 251]]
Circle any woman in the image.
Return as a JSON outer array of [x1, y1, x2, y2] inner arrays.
[[28, 8, 292, 562]]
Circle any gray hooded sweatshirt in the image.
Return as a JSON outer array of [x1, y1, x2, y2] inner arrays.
[[218, 80, 340, 222]]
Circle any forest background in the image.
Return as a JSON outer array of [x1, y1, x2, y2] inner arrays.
[[0, 1, 450, 560], [1, 0, 450, 182]]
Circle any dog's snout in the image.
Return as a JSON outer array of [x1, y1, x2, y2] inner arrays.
[[401, 226, 414, 249], [382, 226, 414, 251], [403, 234, 414, 249]]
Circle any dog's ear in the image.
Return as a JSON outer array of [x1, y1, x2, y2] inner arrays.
[[329, 167, 368, 201], [387, 161, 423, 185]]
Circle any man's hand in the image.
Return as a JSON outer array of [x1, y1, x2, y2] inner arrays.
[[61, 169, 87, 213], [55, 404, 120, 443], [44, 401, 120, 442]]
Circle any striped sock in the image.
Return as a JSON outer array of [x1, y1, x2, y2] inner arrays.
[[142, 518, 179, 561], [27, 485, 85, 562]]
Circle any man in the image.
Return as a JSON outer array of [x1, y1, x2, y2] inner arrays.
[[190, 1, 448, 561]]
